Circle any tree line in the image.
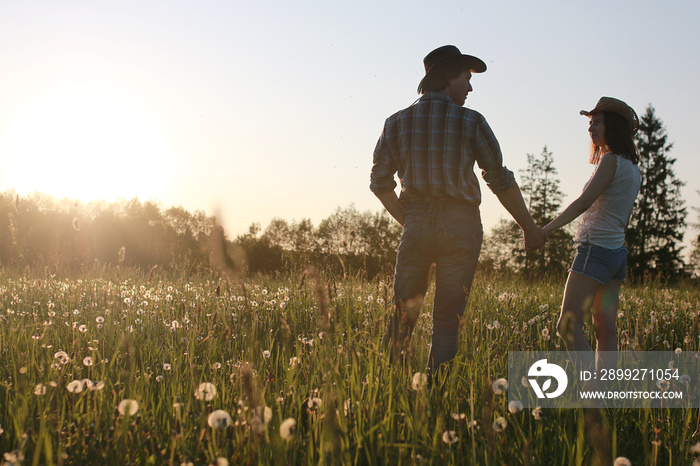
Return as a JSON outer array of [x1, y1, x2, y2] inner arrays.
[[1, 105, 697, 280]]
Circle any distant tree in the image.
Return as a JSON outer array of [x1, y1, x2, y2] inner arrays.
[[485, 146, 571, 275], [627, 105, 687, 280], [688, 191, 700, 277], [481, 219, 523, 272]]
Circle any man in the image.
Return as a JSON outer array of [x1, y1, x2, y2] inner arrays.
[[370, 45, 546, 377]]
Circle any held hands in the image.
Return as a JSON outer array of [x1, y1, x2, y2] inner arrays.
[[523, 226, 548, 252]]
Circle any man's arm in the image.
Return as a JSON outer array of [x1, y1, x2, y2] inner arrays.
[[375, 190, 405, 227], [495, 183, 546, 251]]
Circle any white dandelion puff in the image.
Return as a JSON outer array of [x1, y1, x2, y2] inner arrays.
[[532, 406, 543, 420], [492, 416, 507, 432], [411, 372, 428, 391], [3, 450, 23, 463], [262, 350, 271, 359], [66, 379, 83, 393], [118, 399, 139, 416], [195, 382, 217, 401], [83, 356, 94, 367], [656, 379, 670, 391], [207, 410, 232, 430], [163, 363, 172, 371], [492, 378, 508, 395], [54, 350, 70, 365], [508, 400, 524, 413], [441, 430, 458, 445], [613, 458, 632, 466], [34, 384, 47, 396], [279, 418, 296, 441]]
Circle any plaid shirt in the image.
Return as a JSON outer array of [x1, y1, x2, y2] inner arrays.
[[370, 92, 515, 205]]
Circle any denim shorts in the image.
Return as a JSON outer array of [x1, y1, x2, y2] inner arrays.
[[570, 242, 628, 284]]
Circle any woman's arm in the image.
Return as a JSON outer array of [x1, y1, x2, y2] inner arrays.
[[543, 152, 617, 232]]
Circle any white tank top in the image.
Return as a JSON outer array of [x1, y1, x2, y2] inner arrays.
[[574, 153, 641, 249]]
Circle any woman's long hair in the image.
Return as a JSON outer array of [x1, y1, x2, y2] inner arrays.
[[590, 111, 639, 165]]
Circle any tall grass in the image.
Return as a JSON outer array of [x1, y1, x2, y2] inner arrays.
[[0, 268, 698, 465]]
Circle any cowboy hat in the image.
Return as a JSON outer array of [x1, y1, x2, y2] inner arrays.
[[580, 97, 639, 134], [417, 45, 486, 94]]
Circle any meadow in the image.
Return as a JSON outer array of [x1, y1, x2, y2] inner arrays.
[[0, 266, 699, 465]]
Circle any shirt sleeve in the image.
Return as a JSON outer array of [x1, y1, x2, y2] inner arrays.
[[471, 115, 516, 194], [369, 126, 398, 195]]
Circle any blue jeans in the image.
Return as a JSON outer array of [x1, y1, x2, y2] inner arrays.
[[570, 242, 628, 284], [384, 200, 483, 371]]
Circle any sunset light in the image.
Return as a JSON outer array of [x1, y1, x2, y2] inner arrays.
[[1, 84, 172, 202]]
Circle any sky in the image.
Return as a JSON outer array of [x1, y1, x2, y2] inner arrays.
[[1, 0, 698, 254]]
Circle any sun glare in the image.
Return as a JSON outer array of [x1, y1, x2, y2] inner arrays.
[[1, 87, 172, 203]]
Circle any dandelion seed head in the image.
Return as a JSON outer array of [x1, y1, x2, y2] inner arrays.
[[656, 379, 670, 391], [83, 356, 94, 367], [207, 409, 232, 430], [34, 384, 47, 396], [279, 418, 296, 441], [532, 406, 543, 420], [492, 378, 508, 395], [54, 351, 70, 364], [411, 372, 428, 391], [441, 430, 458, 445], [262, 350, 271, 359], [613, 458, 632, 466], [508, 400, 524, 413], [492, 416, 507, 432], [195, 382, 217, 401], [118, 399, 139, 416], [66, 379, 83, 393]]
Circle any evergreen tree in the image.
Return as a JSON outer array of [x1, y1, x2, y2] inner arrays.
[[627, 105, 687, 280], [521, 146, 571, 275], [688, 191, 700, 277]]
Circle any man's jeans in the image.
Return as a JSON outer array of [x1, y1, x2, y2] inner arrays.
[[384, 200, 483, 372]]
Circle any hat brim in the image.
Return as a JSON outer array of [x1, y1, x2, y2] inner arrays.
[[418, 55, 487, 94]]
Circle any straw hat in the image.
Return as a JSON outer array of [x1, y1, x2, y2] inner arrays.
[[580, 97, 639, 134], [417, 45, 486, 94]]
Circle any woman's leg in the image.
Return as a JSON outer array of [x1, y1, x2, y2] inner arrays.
[[592, 280, 621, 371], [556, 271, 602, 372]]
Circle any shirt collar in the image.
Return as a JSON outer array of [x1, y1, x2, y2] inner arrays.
[[420, 91, 454, 103]]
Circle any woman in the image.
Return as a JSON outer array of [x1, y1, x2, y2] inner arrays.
[[543, 97, 641, 373]]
